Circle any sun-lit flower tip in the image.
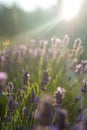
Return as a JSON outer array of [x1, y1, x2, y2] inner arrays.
[[81, 60, 87, 65], [63, 34, 70, 45], [22, 69, 30, 86], [19, 44, 27, 51], [56, 87, 65, 95], [22, 69, 30, 77], [75, 64, 83, 73], [82, 80, 87, 86], [6, 81, 14, 93], [51, 36, 56, 44], [83, 80, 86, 84], [76, 64, 82, 69], [39, 39, 48, 49], [74, 38, 82, 46], [75, 60, 87, 73], [53, 87, 65, 106]]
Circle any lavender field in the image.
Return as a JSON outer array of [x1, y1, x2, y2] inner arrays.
[[0, 35, 87, 130], [0, 0, 87, 129]]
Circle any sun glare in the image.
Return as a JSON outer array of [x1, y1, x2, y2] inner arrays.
[[37, 0, 57, 10], [16, 0, 57, 12], [62, 0, 82, 21]]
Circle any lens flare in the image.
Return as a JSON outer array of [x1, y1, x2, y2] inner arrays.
[[62, 0, 82, 21]]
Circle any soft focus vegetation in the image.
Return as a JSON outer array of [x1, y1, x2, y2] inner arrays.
[[0, 35, 87, 130], [0, 0, 87, 130]]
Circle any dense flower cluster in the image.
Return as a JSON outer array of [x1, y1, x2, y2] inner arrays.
[[75, 60, 87, 74], [0, 36, 87, 130]]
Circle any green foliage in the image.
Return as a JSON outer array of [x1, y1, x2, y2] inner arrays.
[[0, 35, 87, 129], [0, 93, 8, 118]]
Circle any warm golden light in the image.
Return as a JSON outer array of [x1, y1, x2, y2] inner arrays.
[[62, 0, 82, 21]]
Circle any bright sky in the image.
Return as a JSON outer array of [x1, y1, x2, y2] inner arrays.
[[0, 0, 57, 11], [62, 0, 82, 21], [0, 0, 83, 21]]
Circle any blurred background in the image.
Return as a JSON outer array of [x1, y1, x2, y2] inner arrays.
[[0, 0, 87, 43]]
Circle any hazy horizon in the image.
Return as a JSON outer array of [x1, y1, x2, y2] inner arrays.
[[0, 0, 57, 11]]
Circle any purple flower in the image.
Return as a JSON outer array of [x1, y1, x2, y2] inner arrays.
[[77, 114, 84, 123], [77, 108, 82, 115], [34, 125, 58, 130], [74, 96, 80, 103], [0, 72, 7, 80], [34, 95, 54, 126], [6, 82, 14, 93], [41, 70, 49, 84], [72, 124, 79, 130], [53, 87, 65, 107], [55, 108, 67, 130], [75, 60, 87, 74], [5, 115, 12, 122], [49, 126, 58, 130], [8, 95, 13, 102], [23, 106, 29, 118], [0, 72, 7, 84], [79, 117, 87, 130], [8, 100, 18, 113], [80, 80, 87, 92], [22, 70, 30, 86], [41, 70, 50, 91], [0, 72, 7, 92]]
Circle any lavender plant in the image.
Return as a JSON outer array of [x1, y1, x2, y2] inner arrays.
[[0, 35, 87, 130]]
